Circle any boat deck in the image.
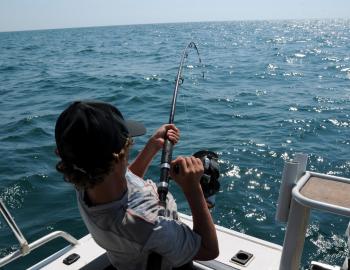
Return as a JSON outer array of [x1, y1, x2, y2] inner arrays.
[[28, 213, 282, 270]]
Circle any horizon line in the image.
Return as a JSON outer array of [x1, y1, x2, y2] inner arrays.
[[1, 17, 349, 34]]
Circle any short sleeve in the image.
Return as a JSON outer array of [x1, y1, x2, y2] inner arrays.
[[143, 216, 201, 267]]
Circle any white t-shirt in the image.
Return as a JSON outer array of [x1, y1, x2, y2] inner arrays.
[[77, 169, 201, 270]]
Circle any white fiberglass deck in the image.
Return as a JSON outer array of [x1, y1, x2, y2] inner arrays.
[[28, 213, 282, 270]]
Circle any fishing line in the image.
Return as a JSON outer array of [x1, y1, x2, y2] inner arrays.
[[181, 90, 194, 155], [179, 77, 195, 156], [184, 62, 206, 156]]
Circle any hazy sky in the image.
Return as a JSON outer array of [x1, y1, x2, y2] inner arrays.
[[1, 0, 349, 32]]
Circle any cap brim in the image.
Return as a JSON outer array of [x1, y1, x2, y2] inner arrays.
[[125, 120, 146, 137]]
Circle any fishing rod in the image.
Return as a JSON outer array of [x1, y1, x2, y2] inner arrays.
[[149, 42, 221, 270], [157, 42, 203, 208]]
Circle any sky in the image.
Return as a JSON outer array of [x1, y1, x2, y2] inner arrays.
[[1, 0, 350, 32]]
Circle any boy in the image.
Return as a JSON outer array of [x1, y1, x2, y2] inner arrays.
[[55, 101, 218, 270]]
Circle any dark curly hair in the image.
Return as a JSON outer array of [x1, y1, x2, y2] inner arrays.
[[56, 138, 133, 189], [56, 160, 114, 190]]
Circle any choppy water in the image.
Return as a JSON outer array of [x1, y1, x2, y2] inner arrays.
[[0, 20, 350, 269]]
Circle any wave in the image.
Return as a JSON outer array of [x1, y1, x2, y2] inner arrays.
[[0, 65, 19, 72]]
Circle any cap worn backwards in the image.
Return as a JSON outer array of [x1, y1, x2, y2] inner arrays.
[[55, 101, 146, 171]]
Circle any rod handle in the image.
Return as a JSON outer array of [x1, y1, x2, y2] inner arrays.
[[158, 139, 174, 205]]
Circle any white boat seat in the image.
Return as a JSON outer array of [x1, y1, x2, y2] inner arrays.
[[300, 176, 350, 209]]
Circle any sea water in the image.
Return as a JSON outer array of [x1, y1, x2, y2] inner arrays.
[[0, 20, 349, 269]]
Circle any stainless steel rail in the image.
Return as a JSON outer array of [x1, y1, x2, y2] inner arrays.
[[0, 199, 78, 267]]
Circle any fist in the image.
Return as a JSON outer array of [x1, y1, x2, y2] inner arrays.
[[170, 156, 204, 193]]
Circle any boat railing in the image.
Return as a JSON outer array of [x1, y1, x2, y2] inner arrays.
[[276, 153, 350, 270], [0, 198, 78, 268]]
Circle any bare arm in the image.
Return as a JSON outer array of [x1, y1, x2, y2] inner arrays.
[[129, 124, 180, 178], [170, 157, 219, 261], [128, 141, 158, 178]]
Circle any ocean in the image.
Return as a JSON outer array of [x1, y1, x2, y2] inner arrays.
[[0, 20, 349, 269]]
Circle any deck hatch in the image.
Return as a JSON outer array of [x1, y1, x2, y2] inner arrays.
[[230, 250, 253, 266]]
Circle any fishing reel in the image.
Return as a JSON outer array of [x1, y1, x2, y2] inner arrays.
[[193, 150, 220, 209]]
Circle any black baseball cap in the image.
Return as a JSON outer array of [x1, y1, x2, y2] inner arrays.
[[55, 101, 146, 170]]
